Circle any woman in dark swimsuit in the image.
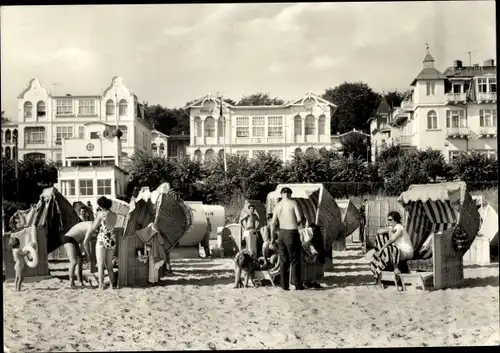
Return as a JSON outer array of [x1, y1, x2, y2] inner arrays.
[[83, 196, 117, 290]]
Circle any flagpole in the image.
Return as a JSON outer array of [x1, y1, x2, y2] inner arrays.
[[220, 95, 228, 174]]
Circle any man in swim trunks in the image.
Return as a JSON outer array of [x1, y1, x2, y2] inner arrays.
[[62, 221, 97, 288], [240, 205, 260, 253], [270, 187, 306, 291]]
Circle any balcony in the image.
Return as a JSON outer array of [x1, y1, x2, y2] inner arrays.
[[445, 127, 471, 138], [478, 126, 497, 138], [401, 100, 414, 111], [476, 92, 497, 103], [447, 93, 467, 103], [379, 122, 391, 132], [396, 135, 413, 146]]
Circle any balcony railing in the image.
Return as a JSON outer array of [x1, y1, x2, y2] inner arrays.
[[396, 135, 413, 146], [445, 127, 470, 138], [477, 92, 497, 102], [479, 126, 497, 137], [447, 93, 467, 103], [401, 100, 414, 110]]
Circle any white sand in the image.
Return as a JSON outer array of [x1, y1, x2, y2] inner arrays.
[[3, 246, 499, 351]]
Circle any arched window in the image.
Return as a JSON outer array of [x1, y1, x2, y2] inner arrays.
[[306, 147, 315, 155], [319, 147, 328, 156], [318, 115, 326, 135], [218, 149, 225, 159], [12, 146, 17, 160], [427, 110, 438, 130], [159, 143, 165, 155], [194, 149, 202, 162], [152, 143, 157, 154], [204, 116, 215, 137], [12, 129, 18, 142], [294, 148, 302, 157], [106, 99, 115, 115], [205, 149, 215, 162], [24, 102, 33, 119], [194, 117, 202, 137], [218, 118, 225, 137], [5, 129, 11, 143], [294, 115, 302, 136], [119, 99, 128, 115], [36, 101, 46, 117], [305, 115, 315, 135], [5, 146, 11, 159]]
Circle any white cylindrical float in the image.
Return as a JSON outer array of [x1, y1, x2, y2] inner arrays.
[[178, 202, 208, 247]]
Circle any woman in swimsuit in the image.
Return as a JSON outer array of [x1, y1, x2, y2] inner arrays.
[[83, 196, 117, 290]]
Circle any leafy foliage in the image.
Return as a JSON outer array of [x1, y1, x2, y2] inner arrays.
[[339, 133, 370, 160], [383, 90, 411, 109], [124, 152, 175, 197], [246, 152, 289, 200], [322, 82, 382, 134], [288, 150, 330, 183], [237, 93, 284, 106], [450, 151, 498, 182], [415, 148, 450, 182], [143, 105, 190, 135]]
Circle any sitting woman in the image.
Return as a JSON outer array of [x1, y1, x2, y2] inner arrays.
[[371, 211, 414, 283]]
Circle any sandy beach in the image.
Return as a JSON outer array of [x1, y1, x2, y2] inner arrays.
[[4, 245, 499, 351]]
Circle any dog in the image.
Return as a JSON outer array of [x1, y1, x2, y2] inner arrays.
[[233, 250, 261, 288]]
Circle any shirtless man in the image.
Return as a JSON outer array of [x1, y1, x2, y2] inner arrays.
[[240, 205, 259, 230], [61, 221, 97, 288], [270, 187, 305, 291]]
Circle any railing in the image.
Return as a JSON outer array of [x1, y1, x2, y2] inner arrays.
[[401, 100, 414, 110], [479, 127, 497, 136], [397, 135, 413, 146], [477, 92, 497, 102], [379, 122, 391, 131], [447, 93, 467, 102], [446, 127, 470, 137]]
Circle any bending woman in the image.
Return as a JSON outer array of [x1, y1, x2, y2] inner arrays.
[[371, 211, 414, 282], [83, 196, 117, 290]]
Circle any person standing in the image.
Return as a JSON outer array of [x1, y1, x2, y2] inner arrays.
[[61, 221, 95, 288], [270, 187, 305, 291]]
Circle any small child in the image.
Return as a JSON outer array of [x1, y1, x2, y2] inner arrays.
[[10, 237, 27, 292]]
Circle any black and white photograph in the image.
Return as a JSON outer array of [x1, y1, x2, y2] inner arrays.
[[1, 1, 498, 351]]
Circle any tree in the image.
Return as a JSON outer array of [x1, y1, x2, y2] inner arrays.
[[237, 93, 284, 106], [246, 152, 289, 201], [171, 156, 206, 201], [381, 152, 431, 195], [339, 133, 370, 161], [450, 151, 498, 183], [415, 148, 450, 182], [383, 89, 411, 109], [288, 150, 330, 183], [322, 82, 381, 134], [223, 98, 237, 106], [143, 105, 190, 135]]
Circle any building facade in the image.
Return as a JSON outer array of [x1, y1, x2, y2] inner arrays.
[[185, 93, 337, 162], [151, 130, 189, 160], [53, 123, 128, 208], [372, 51, 497, 162], [13, 76, 153, 164], [1, 120, 19, 160]]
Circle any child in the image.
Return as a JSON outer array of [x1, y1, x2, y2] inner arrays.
[[10, 237, 27, 292], [233, 249, 261, 288]]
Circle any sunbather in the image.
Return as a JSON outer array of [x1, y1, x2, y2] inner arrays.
[[371, 211, 414, 283]]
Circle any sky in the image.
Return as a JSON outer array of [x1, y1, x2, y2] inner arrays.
[[1, 1, 496, 119]]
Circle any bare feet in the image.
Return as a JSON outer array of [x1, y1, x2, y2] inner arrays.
[[69, 283, 77, 289]]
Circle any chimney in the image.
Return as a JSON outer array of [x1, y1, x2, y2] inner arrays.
[[483, 59, 495, 67], [453, 60, 463, 68]]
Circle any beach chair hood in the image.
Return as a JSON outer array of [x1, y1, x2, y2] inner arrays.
[[336, 199, 361, 237], [266, 183, 342, 250], [397, 182, 481, 257]]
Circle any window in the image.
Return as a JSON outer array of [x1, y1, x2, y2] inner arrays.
[[318, 115, 326, 135], [159, 143, 165, 153], [106, 100, 115, 115], [252, 117, 265, 137], [56, 99, 73, 115], [24, 127, 45, 144], [24, 102, 33, 118], [426, 82, 435, 96], [305, 115, 316, 135], [152, 143, 157, 153], [449, 151, 463, 161], [55, 153, 62, 164], [427, 111, 438, 129], [143, 132, 147, 149], [194, 117, 202, 137], [452, 84, 462, 94], [36, 101, 46, 117], [218, 118, 225, 137], [79, 179, 94, 196], [118, 125, 128, 142], [60, 180, 76, 196], [477, 78, 488, 93], [236, 150, 249, 158], [446, 110, 466, 128], [204, 117, 216, 137], [480, 109, 497, 127], [236, 117, 249, 137], [252, 150, 265, 158], [268, 149, 283, 160], [78, 126, 85, 139], [90, 132, 100, 139], [267, 116, 283, 137], [97, 179, 112, 195], [56, 126, 73, 143], [5, 130, 11, 143], [5, 146, 11, 159], [489, 78, 497, 93], [294, 116, 302, 136], [78, 100, 96, 116], [119, 99, 128, 115]]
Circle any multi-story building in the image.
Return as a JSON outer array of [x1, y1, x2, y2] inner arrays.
[[13, 76, 153, 164], [185, 93, 337, 162], [53, 123, 129, 208], [151, 130, 189, 160], [371, 50, 497, 162], [1, 120, 19, 160]]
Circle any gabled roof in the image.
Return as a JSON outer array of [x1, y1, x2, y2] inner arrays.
[[410, 67, 448, 86], [443, 65, 496, 78], [376, 97, 391, 115], [283, 92, 337, 109], [184, 94, 234, 114], [18, 78, 48, 99]]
